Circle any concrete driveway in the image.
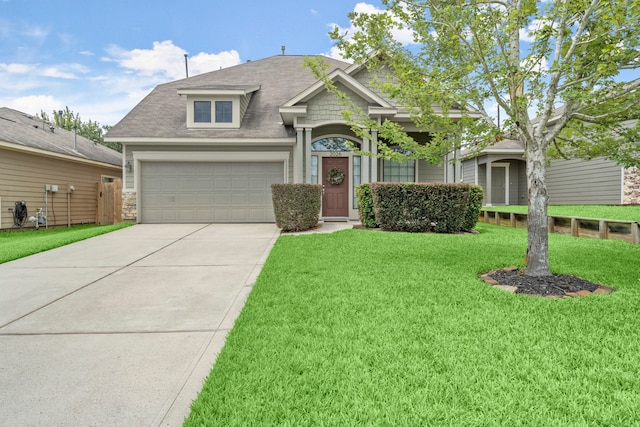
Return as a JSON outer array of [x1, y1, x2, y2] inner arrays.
[[0, 223, 280, 426]]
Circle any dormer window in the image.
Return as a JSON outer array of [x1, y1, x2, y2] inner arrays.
[[178, 85, 260, 129], [215, 101, 232, 123], [194, 101, 212, 123]]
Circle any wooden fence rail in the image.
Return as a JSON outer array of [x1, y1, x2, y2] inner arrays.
[[480, 209, 640, 245]]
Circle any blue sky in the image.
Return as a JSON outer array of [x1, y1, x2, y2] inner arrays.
[[0, 1, 385, 126]]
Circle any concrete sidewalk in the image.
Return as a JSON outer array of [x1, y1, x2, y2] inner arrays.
[[0, 224, 281, 426]]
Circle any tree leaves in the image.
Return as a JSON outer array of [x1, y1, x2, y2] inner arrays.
[[38, 107, 121, 152]]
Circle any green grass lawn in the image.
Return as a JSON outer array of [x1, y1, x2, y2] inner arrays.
[[483, 205, 640, 221], [0, 223, 132, 264], [186, 224, 640, 426]]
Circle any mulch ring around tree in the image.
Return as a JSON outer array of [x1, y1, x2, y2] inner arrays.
[[479, 266, 615, 298]]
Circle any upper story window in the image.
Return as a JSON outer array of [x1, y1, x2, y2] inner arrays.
[[178, 85, 260, 129], [215, 101, 233, 123], [194, 101, 212, 123]]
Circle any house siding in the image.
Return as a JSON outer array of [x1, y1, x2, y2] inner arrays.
[[240, 93, 253, 122], [546, 157, 623, 204], [0, 148, 121, 229], [351, 67, 395, 104], [462, 160, 476, 184], [417, 160, 445, 182], [478, 164, 487, 194], [518, 162, 527, 204], [504, 159, 525, 205], [301, 82, 370, 125]]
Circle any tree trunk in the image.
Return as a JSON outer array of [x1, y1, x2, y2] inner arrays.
[[526, 143, 551, 276]]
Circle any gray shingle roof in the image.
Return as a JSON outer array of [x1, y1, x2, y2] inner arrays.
[[0, 107, 122, 166], [106, 55, 351, 140]]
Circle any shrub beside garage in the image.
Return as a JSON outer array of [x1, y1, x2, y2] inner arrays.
[[271, 184, 322, 232]]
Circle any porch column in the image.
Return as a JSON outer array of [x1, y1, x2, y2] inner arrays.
[[371, 130, 378, 181], [455, 148, 463, 183], [295, 128, 303, 183], [485, 161, 493, 206], [305, 128, 313, 183], [361, 136, 370, 183]]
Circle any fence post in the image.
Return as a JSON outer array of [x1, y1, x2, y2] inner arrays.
[[548, 216, 555, 233], [571, 217, 579, 237], [632, 222, 640, 245], [599, 220, 608, 240]]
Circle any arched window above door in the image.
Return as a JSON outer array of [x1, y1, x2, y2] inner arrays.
[[311, 137, 358, 152]]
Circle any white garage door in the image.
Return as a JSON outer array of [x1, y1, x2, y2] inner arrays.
[[140, 161, 284, 223]]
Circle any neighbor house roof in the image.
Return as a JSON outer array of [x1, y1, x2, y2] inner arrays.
[[0, 107, 122, 167], [105, 55, 351, 141], [461, 138, 525, 159]]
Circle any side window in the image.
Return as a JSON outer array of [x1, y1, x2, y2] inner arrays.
[[194, 101, 211, 123], [215, 101, 233, 123], [382, 159, 416, 182]]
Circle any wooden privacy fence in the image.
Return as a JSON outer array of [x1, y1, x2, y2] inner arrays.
[[480, 209, 640, 245], [97, 180, 122, 225]]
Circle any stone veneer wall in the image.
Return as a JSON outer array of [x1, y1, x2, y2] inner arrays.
[[624, 167, 640, 205], [122, 191, 137, 221]]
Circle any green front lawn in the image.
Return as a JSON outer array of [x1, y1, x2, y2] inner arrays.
[[186, 224, 640, 426], [0, 223, 132, 264], [484, 205, 640, 221]]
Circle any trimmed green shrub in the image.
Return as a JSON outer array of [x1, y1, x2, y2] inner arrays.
[[462, 185, 484, 231], [356, 183, 379, 228], [271, 184, 322, 232], [370, 182, 474, 233]]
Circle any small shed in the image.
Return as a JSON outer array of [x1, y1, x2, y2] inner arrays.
[[0, 107, 122, 229]]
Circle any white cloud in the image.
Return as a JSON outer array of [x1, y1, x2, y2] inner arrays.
[[3, 95, 61, 116], [40, 63, 89, 79], [41, 67, 77, 79], [325, 46, 351, 62], [326, 2, 416, 60], [189, 50, 241, 76], [79, 50, 94, 56], [0, 63, 35, 73], [520, 18, 556, 43], [21, 25, 49, 40], [2, 62, 88, 79], [521, 55, 549, 73], [106, 40, 241, 80]]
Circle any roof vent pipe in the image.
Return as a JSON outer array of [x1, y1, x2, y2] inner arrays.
[[184, 53, 189, 78], [281, 45, 285, 55], [72, 125, 77, 151]]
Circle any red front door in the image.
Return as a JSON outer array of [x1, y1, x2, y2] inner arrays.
[[322, 157, 349, 217]]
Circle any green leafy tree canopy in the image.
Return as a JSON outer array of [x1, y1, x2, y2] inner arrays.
[[308, 0, 640, 276], [39, 107, 120, 152]]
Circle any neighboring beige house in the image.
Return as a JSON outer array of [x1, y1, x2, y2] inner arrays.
[[0, 107, 122, 229], [106, 54, 470, 223]]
